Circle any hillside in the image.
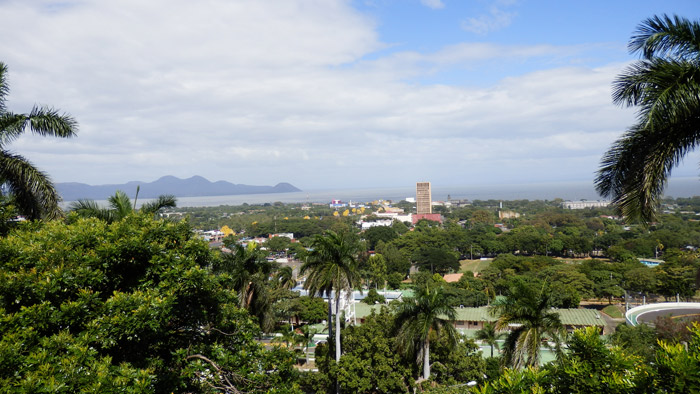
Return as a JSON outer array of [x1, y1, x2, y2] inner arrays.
[[57, 176, 301, 201]]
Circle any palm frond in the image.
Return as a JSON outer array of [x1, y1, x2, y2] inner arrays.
[[0, 63, 8, 113], [630, 14, 700, 60], [393, 285, 458, 376], [0, 62, 77, 221], [613, 59, 700, 121], [596, 118, 700, 223], [0, 150, 62, 220], [0, 113, 29, 145], [109, 190, 133, 219], [489, 281, 563, 368], [302, 230, 360, 298], [275, 266, 296, 289], [598, 14, 700, 225], [140, 194, 177, 215], [69, 199, 115, 222], [0, 107, 77, 144], [26, 106, 78, 138]]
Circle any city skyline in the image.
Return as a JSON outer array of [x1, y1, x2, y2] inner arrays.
[[1, 1, 699, 190]]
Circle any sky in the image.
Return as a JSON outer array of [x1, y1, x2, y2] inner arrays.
[[1, 0, 700, 191]]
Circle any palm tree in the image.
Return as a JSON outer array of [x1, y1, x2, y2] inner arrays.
[[299, 325, 320, 360], [216, 242, 276, 332], [475, 321, 504, 358], [393, 285, 458, 381], [301, 230, 361, 364], [272, 324, 303, 351], [274, 266, 297, 290], [596, 15, 700, 224], [489, 281, 563, 369], [0, 62, 77, 220], [69, 188, 176, 223]]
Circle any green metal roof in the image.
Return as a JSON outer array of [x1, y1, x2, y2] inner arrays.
[[453, 307, 496, 322], [555, 308, 605, 327], [353, 304, 604, 327], [400, 289, 415, 298], [353, 303, 383, 318]]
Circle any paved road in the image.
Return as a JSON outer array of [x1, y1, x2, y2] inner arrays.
[[636, 307, 700, 324]]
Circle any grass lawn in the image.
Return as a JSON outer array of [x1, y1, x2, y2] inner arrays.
[[602, 304, 624, 319], [460, 259, 491, 274]]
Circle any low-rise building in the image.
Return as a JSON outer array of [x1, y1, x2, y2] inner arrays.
[[412, 213, 443, 224], [498, 210, 520, 219], [562, 200, 610, 209], [270, 232, 294, 239], [355, 305, 605, 333], [359, 219, 393, 230], [374, 211, 413, 223]]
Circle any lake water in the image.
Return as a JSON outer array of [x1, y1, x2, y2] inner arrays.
[[164, 177, 700, 208]]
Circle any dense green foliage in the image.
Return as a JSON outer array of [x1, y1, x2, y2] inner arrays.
[[181, 197, 700, 289], [461, 324, 700, 394], [321, 309, 415, 394], [307, 307, 485, 394], [1, 198, 698, 392], [0, 215, 299, 393], [214, 242, 277, 332], [181, 196, 700, 308]]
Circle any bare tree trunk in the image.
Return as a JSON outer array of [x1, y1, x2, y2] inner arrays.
[[423, 337, 430, 380]]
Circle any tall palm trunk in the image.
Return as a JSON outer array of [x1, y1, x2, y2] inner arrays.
[[334, 294, 342, 394], [335, 294, 341, 362], [423, 337, 430, 380], [327, 295, 333, 344]]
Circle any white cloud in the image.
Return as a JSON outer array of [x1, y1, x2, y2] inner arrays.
[[0, 0, 638, 190], [420, 0, 445, 10], [461, 2, 516, 35]]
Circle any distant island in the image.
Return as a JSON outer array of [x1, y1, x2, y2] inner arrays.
[[57, 176, 301, 201]]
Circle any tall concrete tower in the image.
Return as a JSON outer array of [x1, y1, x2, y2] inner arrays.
[[416, 182, 432, 214]]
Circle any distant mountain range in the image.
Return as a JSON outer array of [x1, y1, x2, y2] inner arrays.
[[57, 176, 301, 201]]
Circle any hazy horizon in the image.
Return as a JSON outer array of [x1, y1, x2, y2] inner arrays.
[[63, 176, 700, 209]]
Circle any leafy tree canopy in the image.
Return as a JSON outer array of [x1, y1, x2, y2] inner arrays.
[[0, 215, 299, 393], [412, 247, 460, 274]]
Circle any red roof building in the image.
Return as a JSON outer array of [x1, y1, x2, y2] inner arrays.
[[412, 213, 443, 224]]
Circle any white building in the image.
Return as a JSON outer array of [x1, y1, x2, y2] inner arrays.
[[562, 200, 610, 209], [359, 220, 393, 230], [373, 212, 412, 223]]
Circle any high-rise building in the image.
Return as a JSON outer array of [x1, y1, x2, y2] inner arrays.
[[416, 182, 432, 214]]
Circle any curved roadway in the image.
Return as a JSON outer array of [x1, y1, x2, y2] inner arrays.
[[636, 308, 700, 324], [627, 303, 700, 326]]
